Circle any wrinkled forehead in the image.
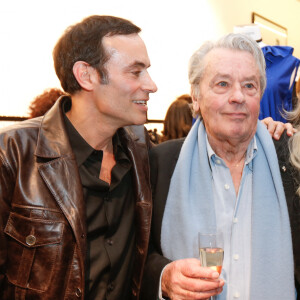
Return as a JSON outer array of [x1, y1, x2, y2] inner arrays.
[[202, 47, 259, 76]]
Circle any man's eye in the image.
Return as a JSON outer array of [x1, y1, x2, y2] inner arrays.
[[245, 83, 254, 89], [217, 81, 227, 87], [132, 71, 141, 76]]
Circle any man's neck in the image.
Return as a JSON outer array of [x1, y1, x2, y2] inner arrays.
[[208, 137, 249, 166], [66, 94, 119, 184], [66, 95, 117, 151], [207, 134, 253, 195]]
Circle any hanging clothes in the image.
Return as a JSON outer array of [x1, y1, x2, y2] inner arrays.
[[259, 46, 300, 123]]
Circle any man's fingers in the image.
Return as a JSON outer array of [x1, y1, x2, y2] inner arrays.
[[162, 259, 224, 299], [180, 275, 224, 293], [180, 259, 219, 279], [261, 117, 297, 139], [179, 286, 223, 300], [164, 279, 223, 300], [284, 122, 297, 136], [272, 121, 285, 140]]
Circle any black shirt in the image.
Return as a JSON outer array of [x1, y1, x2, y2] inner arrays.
[[63, 100, 135, 300]]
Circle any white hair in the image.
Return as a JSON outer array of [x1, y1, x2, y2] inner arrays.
[[188, 33, 266, 117]]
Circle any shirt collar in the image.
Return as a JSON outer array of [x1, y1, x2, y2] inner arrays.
[[63, 99, 129, 167], [206, 133, 258, 167]]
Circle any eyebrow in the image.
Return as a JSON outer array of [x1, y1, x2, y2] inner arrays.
[[242, 76, 259, 82], [210, 73, 259, 83], [128, 61, 150, 69], [211, 74, 231, 81]]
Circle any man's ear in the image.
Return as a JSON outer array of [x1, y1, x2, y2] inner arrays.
[[72, 61, 95, 91], [191, 89, 200, 112]]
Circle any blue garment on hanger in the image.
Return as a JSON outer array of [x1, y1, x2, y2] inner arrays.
[[259, 46, 300, 122]]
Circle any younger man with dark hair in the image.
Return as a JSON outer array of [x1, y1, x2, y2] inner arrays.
[[0, 15, 156, 300]]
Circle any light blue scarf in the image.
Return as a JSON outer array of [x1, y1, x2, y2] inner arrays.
[[161, 118, 295, 299]]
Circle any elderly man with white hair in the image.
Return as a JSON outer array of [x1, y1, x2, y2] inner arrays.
[[141, 33, 297, 300]]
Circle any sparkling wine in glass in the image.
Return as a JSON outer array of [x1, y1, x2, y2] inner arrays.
[[199, 247, 224, 274], [198, 232, 224, 299]]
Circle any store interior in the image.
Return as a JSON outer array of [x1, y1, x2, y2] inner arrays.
[[1, 0, 300, 133]]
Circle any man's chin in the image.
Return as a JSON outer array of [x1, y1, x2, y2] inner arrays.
[[125, 117, 147, 127], [134, 116, 147, 126]]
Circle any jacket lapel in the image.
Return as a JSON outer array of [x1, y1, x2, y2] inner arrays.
[[35, 97, 87, 264], [37, 158, 86, 252], [120, 126, 152, 298]]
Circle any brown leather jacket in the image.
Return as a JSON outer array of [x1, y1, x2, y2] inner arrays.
[[0, 97, 152, 300]]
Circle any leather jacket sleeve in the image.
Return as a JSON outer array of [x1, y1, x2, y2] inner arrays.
[[0, 136, 17, 288], [0, 118, 86, 299]]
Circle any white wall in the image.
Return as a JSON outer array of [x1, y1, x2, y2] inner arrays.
[[1, 0, 299, 121], [210, 0, 300, 57]]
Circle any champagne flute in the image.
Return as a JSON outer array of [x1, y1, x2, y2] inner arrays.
[[198, 232, 224, 300]]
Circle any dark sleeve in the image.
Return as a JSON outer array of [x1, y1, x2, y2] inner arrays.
[[140, 240, 171, 300], [140, 139, 184, 300], [0, 147, 15, 289], [274, 134, 300, 295]]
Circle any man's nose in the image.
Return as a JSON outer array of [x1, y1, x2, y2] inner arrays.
[[143, 73, 158, 93], [228, 84, 245, 104]]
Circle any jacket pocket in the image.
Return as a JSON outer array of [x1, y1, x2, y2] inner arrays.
[[4, 212, 64, 292]]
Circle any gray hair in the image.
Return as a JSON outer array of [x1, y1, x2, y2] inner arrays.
[[188, 33, 266, 115]]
